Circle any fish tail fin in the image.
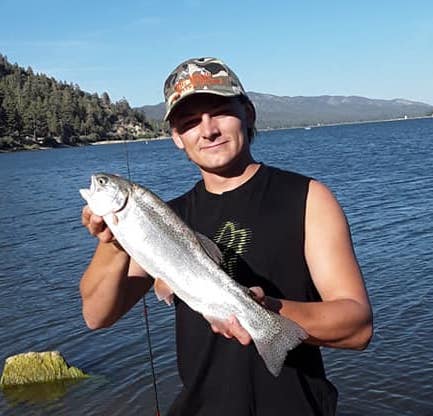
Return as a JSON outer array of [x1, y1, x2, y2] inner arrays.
[[253, 314, 308, 377]]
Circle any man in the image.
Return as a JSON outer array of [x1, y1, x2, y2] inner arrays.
[[80, 57, 373, 415]]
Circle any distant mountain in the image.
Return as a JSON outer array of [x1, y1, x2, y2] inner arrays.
[[249, 93, 433, 128], [138, 102, 166, 121], [137, 92, 433, 129]]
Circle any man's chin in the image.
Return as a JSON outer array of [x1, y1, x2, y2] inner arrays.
[[198, 159, 251, 178]]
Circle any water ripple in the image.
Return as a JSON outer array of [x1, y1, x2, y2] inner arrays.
[[1, 118, 433, 415]]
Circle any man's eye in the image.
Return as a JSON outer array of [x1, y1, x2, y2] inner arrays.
[[182, 119, 200, 130], [212, 106, 235, 117]]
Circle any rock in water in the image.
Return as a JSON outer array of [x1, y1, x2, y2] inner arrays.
[[0, 351, 89, 386]]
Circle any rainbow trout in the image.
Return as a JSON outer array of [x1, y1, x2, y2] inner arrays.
[[80, 173, 307, 376]]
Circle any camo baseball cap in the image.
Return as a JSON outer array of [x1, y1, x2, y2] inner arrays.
[[163, 57, 253, 121]]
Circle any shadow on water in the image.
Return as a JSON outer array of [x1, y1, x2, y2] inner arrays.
[[1, 376, 110, 416], [1, 379, 84, 405]]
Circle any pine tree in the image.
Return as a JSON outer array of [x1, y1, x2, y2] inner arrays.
[[2, 94, 19, 136], [0, 55, 159, 147], [101, 92, 111, 107], [0, 86, 6, 136]]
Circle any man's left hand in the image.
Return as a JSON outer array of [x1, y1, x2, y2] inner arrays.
[[205, 286, 265, 345]]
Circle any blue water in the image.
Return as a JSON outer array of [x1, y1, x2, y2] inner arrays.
[[1, 118, 432, 415]]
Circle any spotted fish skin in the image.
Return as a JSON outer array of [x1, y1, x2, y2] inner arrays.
[[80, 173, 308, 377]]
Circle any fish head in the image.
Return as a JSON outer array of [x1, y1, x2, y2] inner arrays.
[[80, 173, 131, 216]]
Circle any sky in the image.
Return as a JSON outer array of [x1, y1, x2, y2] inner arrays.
[[1, 0, 432, 107]]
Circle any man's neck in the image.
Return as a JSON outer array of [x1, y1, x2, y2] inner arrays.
[[200, 161, 261, 195]]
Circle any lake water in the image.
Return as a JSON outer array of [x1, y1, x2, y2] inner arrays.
[[1, 118, 432, 415]]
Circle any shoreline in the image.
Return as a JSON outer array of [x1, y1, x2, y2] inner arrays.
[[258, 114, 433, 132], [1, 115, 432, 153], [90, 135, 170, 145], [0, 135, 171, 153]]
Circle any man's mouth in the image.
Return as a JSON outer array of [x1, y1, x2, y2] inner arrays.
[[200, 140, 229, 150]]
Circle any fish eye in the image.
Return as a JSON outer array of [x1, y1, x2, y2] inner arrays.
[[97, 176, 108, 186]]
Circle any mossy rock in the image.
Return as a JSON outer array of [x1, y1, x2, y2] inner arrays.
[[0, 351, 89, 387]]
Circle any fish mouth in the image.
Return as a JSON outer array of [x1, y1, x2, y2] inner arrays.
[[79, 188, 91, 202], [90, 175, 98, 194], [78, 175, 99, 202]]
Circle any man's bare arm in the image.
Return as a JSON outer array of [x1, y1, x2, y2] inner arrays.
[[79, 206, 152, 330], [296, 180, 373, 349], [211, 181, 373, 350]]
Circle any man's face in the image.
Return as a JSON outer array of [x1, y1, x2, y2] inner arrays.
[[170, 94, 254, 175]]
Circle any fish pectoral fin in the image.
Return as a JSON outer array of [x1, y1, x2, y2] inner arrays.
[[154, 278, 174, 305], [196, 232, 223, 265]]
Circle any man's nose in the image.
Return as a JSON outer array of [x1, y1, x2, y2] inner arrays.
[[200, 113, 219, 140]]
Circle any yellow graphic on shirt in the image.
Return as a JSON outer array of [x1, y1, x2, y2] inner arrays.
[[214, 221, 252, 278]]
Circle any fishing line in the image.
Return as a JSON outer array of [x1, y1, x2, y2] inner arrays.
[[122, 140, 161, 416], [143, 295, 161, 416], [123, 140, 132, 180]]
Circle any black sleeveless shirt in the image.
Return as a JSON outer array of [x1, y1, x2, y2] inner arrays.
[[167, 164, 337, 416]]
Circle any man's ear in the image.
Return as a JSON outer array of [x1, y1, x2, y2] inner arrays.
[[171, 128, 185, 150]]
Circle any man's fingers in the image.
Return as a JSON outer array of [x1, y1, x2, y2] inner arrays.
[[99, 227, 115, 243], [205, 288, 265, 346], [81, 205, 92, 226], [82, 205, 103, 231], [248, 286, 265, 303], [89, 214, 104, 228], [82, 205, 115, 242], [208, 318, 232, 337], [88, 212, 107, 235], [207, 316, 252, 345], [228, 316, 252, 345], [248, 286, 283, 313]]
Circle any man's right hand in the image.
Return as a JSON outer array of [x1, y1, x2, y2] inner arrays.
[[81, 205, 115, 243]]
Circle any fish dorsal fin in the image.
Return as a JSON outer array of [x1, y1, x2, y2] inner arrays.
[[196, 232, 223, 265]]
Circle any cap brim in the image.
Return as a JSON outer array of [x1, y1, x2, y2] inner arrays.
[[163, 89, 243, 122]]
